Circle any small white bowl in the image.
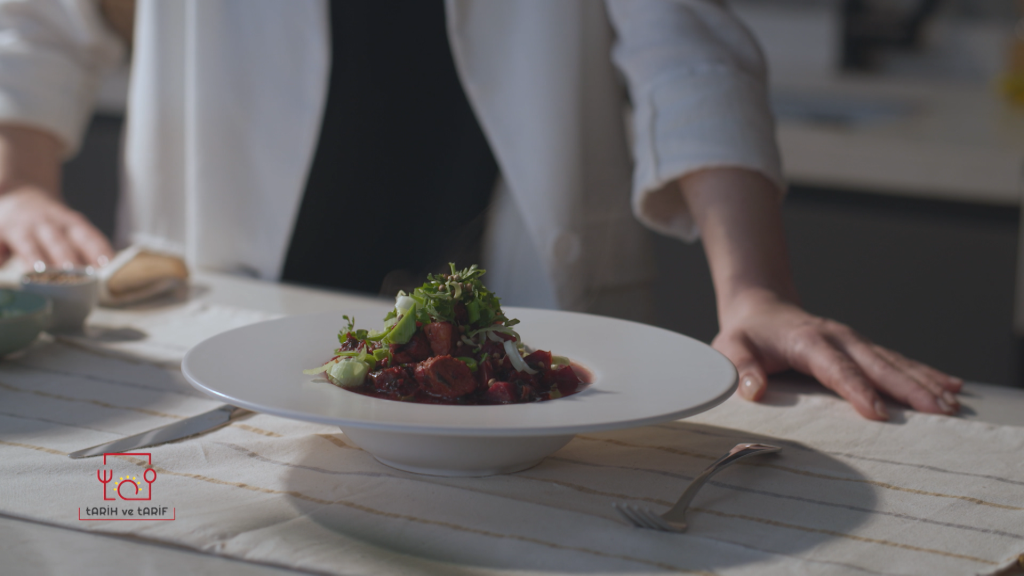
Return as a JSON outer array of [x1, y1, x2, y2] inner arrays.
[[20, 268, 99, 333]]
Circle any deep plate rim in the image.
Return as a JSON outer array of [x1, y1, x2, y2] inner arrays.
[[182, 306, 738, 437]]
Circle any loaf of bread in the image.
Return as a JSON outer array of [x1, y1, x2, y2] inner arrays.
[[99, 247, 189, 306], [106, 251, 188, 296]]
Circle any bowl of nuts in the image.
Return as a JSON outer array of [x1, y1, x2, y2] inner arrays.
[[20, 268, 98, 333]]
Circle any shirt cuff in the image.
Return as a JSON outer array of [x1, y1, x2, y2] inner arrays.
[[630, 65, 786, 242], [0, 50, 103, 157]]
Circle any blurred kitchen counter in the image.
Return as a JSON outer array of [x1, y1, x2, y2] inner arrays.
[[773, 75, 1024, 206]]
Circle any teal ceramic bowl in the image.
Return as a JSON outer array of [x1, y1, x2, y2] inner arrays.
[[0, 289, 52, 356]]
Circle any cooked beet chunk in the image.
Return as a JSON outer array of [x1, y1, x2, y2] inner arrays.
[[517, 382, 538, 402], [486, 380, 516, 404], [424, 321, 456, 357], [391, 332, 432, 364], [480, 340, 504, 358], [477, 358, 496, 388], [523, 349, 551, 371], [549, 365, 582, 396], [369, 366, 417, 399], [413, 355, 477, 399], [338, 334, 362, 352], [511, 372, 539, 402]]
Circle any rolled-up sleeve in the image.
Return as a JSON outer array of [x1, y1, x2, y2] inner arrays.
[[607, 0, 785, 241], [0, 0, 125, 156]]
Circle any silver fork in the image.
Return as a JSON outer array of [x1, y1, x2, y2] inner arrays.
[[614, 442, 781, 532]]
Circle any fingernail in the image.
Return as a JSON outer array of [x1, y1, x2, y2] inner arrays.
[[97, 255, 109, 267], [739, 375, 759, 399], [948, 376, 963, 386], [936, 396, 955, 414], [61, 261, 74, 271], [33, 260, 46, 273], [942, 391, 958, 407], [874, 400, 889, 420]]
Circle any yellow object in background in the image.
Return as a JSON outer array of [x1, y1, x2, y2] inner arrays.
[[1001, 3, 1024, 106], [1001, 39, 1024, 106]]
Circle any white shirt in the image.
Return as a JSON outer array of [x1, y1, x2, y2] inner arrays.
[[0, 0, 784, 312]]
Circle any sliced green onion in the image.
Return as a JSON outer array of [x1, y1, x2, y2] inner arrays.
[[395, 294, 416, 315], [326, 358, 370, 388], [302, 360, 338, 375], [384, 311, 417, 345], [551, 355, 571, 368], [503, 339, 537, 374]]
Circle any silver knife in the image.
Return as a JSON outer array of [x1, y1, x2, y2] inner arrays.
[[68, 404, 249, 459]]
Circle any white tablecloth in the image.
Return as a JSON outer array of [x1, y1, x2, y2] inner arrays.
[[1, 299, 1022, 576]]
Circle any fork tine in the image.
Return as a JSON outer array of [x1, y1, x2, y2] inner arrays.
[[613, 503, 644, 528], [614, 503, 652, 529], [626, 505, 667, 531]]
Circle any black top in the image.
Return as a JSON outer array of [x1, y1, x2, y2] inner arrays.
[[281, 0, 499, 294]]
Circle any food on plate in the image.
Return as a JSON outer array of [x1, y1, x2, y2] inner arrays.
[[303, 264, 586, 404]]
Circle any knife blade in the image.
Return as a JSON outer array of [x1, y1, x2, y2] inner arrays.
[[68, 404, 248, 459]]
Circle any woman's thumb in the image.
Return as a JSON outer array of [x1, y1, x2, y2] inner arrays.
[[712, 333, 768, 402]]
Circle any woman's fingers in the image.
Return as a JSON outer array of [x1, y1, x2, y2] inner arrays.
[[63, 214, 113, 267], [0, 188, 111, 269], [833, 332, 955, 415], [716, 297, 961, 420], [713, 332, 768, 401], [873, 345, 963, 394], [5, 225, 46, 270], [819, 322, 961, 414], [35, 221, 82, 269], [783, 326, 888, 420]]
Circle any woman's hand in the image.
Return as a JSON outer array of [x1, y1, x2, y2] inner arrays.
[[712, 288, 962, 420], [0, 187, 113, 269], [0, 124, 112, 269], [679, 167, 960, 420]]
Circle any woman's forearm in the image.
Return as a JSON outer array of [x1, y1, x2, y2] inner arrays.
[[675, 166, 960, 420], [677, 167, 797, 324], [0, 123, 112, 268], [0, 124, 63, 198]]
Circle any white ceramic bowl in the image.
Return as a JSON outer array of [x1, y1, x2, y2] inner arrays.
[[182, 306, 737, 476]]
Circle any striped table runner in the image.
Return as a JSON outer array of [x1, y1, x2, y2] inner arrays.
[[0, 302, 1021, 575]]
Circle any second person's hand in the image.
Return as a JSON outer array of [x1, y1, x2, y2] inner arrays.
[[0, 124, 113, 270], [0, 187, 113, 270]]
